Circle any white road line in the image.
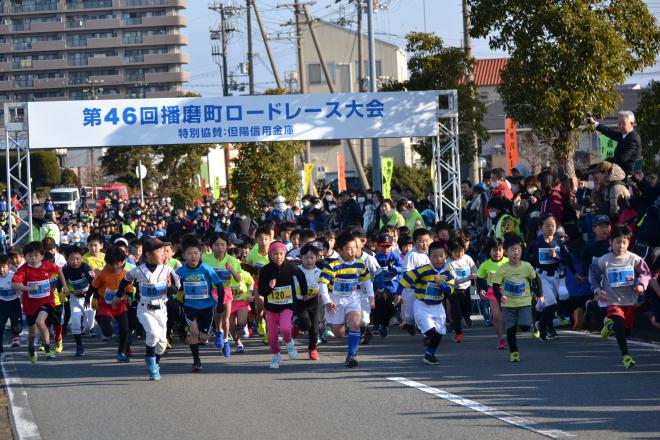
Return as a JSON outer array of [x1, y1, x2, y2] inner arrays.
[[559, 330, 660, 350], [387, 377, 575, 439], [1, 355, 42, 440]]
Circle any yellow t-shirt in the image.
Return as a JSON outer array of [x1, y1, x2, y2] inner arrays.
[[83, 252, 106, 272], [492, 261, 536, 308]]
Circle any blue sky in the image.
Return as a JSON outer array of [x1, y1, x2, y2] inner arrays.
[[180, 0, 659, 97]]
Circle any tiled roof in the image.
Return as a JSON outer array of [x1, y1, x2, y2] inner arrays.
[[473, 58, 508, 86]]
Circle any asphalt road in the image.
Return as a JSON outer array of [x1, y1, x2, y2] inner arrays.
[[2, 322, 659, 440]]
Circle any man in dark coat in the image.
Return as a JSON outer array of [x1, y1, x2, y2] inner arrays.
[[588, 111, 642, 176]]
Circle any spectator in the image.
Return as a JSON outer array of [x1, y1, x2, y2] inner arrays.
[[589, 111, 642, 176]]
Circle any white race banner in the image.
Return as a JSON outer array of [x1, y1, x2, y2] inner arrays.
[[27, 91, 439, 149]]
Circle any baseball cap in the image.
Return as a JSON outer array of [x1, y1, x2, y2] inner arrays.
[[594, 215, 611, 226], [376, 233, 394, 247], [142, 238, 170, 254]]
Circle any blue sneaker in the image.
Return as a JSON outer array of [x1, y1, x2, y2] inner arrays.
[[116, 353, 130, 363], [214, 331, 224, 349], [222, 340, 231, 357], [145, 356, 158, 374], [150, 368, 161, 381]]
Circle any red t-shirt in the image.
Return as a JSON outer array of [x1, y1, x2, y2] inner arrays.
[[12, 261, 60, 316]]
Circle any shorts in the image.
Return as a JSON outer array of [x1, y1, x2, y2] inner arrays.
[[325, 294, 361, 325], [537, 272, 559, 308], [231, 299, 250, 314], [413, 300, 446, 334], [223, 288, 233, 305], [184, 306, 214, 335], [485, 287, 496, 302], [607, 305, 636, 329], [25, 303, 58, 327], [503, 305, 532, 329]]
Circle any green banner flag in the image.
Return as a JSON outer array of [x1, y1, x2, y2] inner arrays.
[[382, 158, 394, 200], [599, 134, 616, 161]]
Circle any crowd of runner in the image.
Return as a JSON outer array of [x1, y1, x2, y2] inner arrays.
[[0, 154, 659, 380]]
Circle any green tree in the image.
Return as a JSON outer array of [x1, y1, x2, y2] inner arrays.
[[230, 141, 304, 217], [381, 32, 488, 166], [470, 0, 660, 177], [635, 80, 660, 175], [365, 164, 433, 200], [30, 151, 61, 188], [100, 146, 157, 191], [60, 168, 80, 186]]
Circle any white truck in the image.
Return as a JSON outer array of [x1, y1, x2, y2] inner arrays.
[[49, 187, 81, 215]]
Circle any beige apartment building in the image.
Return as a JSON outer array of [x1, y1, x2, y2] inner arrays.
[[0, 0, 190, 104]]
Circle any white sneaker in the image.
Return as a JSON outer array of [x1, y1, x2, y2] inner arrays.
[[242, 325, 250, 339], [269, 353, 281, 369], [286, 341, 298, 360]]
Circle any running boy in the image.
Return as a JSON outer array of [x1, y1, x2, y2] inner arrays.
[[0, 254, 21, 356], [492, 234, 543, 362], [11, 241, 69, 363], [296, 242, 323, 360], [62, 245, 96, 355], [447, 237, 477, 343], [589, 225, 650, 368]]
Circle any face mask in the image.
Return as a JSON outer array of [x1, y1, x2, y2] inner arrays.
[[325, 195, 333, 202], [490, 181, 500, 189], [527, 186, 538, 193], [357, 197, 365, 204], [314, 203, 322, 209], [489, 210, 498, 219], [587, 180, 595, 190], [302, 201, 310, 208]]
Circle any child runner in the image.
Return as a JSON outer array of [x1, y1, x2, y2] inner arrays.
[[447, 237, 477, 343], [62, 245, 96, 355], [258, 241, 307, 369], [115, 238, 180, 380], [92, 246, 134, 362], [319, 231, 374, 368], [476, 238, 509, 349], [11, 241, 69, 363], [373, 233, 402, 337], [398, 241, 456, 365], [202, 232, 241, 357], [226, 247, 254, 352], [400, 229, 432, 335], [351, 228, 381, 345], [589, 225, 650, 368], [176, 236, 224, 372], [492, 234, 543, 362], [581, 215, 612, 329], [247, 225, 273, 343], [0, 254, 21, 356], [82, 233, 106, 335], [296, 242, 323, 360]]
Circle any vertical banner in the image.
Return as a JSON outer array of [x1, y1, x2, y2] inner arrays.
[[337, 153, 347, 193], [200, 178, 208, 196], [213, 176, 220, 200], [599, 134, 616, 161], [505, 117, 518, 175], [303, 163, 314, 195], [382, 157, 394, 200]]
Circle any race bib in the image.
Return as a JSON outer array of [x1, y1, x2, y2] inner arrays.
[[538, 247, 560, 265], [503, 280, 526, 297], [306, 287, 320, 298], [184, 281, 209, 300], [70, 278, 89, 292], [423, 283, 444, 301], [0, 288, 15, 298], [104, 288, 117, 304], [268, 286, 293, 305], [454, 267, 470, 279], [28, 280, 51, 299], [333, 279, 358, 296], [215, 269, 232, 284], [607, 267, 635, 288], [141, 282, 167, 299]]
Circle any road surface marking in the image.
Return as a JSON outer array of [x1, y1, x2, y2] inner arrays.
[[1, 355, 42, 440]]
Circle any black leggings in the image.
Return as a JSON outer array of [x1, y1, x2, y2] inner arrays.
[[506, 325, 531, 353], [95, 315, 114, 339], [114, 312, 130, 355], [0, 299, 23, 350], [611, 315, 632, 356], [449, 289, 472, 334], [539, 304, 557, 338], [295, 298, 319, 350], [166, 300, 183, 338], [372, 292, 396, 328]]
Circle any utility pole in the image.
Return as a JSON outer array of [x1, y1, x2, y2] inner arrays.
[[462, 0, 480, 183], [356, 0, 367, 165], [252, 1, 283, 89], [246, 0, 255, 95], [209, 1, 238, 97], [367, 0, 381, 192]]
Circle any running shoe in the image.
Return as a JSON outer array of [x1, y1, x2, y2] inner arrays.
[[150, 369, 161, 381], [28, 352, 37, 363], [269, 353, 281, 369], [116, 353, 129, 363], [45, 350, 55, 359], [532, 321, 540, 338], [257, 319, 266, 337], [601, 317, 614, 340], [192, 362, 202, 372], [379, 325, 388, 338], [497, 339, 506, 350], [324, 327, 334, 339], [55, 340, 63, 353], [11, 337, 21, 348], [583, 300, 593, 323], [423, 353, 439, 365], [546, 331, 558, 340], [242, 325, 250, 339], [236, 343, 245, 353], [89, 329, 96, 337], [286, 341, 298, 360], [623, 355, 636, 369], [344, 353, 359, 368], [222, 340, 232, 357], [308, 348, 319, 360], [38, 344, 45, 352], [454, 333, 464, 343], [214, 330, 224, 348], [75, 345, 85, 356], [261, 332, 268, 345], [510, 351, 520, 362]]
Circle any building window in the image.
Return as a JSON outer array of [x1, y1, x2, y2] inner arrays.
[[354, 60, 382, 80], [308, 62, 336, 85]]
